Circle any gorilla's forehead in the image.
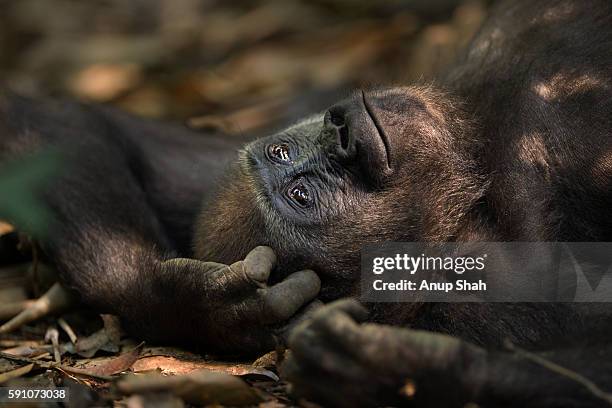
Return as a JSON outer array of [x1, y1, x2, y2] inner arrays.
[[249, 114, 325, 149], [284, 114, 325, 135]]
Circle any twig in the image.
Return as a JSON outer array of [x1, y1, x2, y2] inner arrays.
[[0, 351, 43, 365], [45, 327, 61, 364], [58, 318, 78, 344], [31, 352, 51, 361], [55, 367, 88, 385], [0, 283, 74, 334], [0, 300, 35, 320], [0, 340, 44, 348], [504, 340, 612, 406]]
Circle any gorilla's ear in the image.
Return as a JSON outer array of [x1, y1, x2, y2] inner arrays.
[[194, 164, 266, 264]]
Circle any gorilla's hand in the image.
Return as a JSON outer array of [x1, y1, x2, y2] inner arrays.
[[282, 300, 487, 408], [138, 246, 321, 354]]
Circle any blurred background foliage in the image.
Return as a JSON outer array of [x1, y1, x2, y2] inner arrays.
[[0, 151, 62, 237], [0, 0, 491, 233], [0, 0, 489, 134]]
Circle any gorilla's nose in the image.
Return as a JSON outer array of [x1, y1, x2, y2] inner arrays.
[[324, 90, 392, 184], [325, 106, 351, 153]]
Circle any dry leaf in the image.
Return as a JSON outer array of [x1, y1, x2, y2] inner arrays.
[[253, 351, 280, 369], [0, 358, 18, 373], [74, 343, 142, 377], [132, 356, 278, 381], [117, 369, 263, 406], [0, 363, 35, 384], [2, 345, 50, 358]]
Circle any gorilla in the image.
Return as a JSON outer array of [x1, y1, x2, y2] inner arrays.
[[1, 0, 612, 406]]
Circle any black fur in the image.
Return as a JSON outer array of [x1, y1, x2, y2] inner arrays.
[[1, 0, 611, 405]]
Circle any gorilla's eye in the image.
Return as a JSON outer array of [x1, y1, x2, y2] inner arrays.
[[288, 182, 310, 207], [267, 143, 291, 164]]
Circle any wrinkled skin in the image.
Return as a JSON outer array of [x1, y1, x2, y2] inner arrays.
[[155, 246, 321, 352]]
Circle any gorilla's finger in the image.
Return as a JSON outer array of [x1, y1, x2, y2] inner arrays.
[[204, 262, 256, 294], [242, 246, 276, 283], [221, 247, 275, 293], [162, 258, 253, 295], [313, 299, 369, 323], [288, 325, 338, 365], [262, 270, 320, 322], [286, 326, 365, 379], [284, 329, 369, 408], [287, 299, 372, 363], [310, 305, 366, 353]]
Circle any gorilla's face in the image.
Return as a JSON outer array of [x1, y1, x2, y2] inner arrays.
[[196, 86, 484, 300]]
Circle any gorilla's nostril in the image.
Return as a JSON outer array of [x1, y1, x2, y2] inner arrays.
[[330, 110, 345, 127], [326, 107, 350, 151], [339, 126, 349, 150]]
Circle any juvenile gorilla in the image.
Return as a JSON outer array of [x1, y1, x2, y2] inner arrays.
[[1, 0, 612, 406]]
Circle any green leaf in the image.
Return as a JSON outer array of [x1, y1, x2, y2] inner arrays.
[[0, 149, 63, 237]]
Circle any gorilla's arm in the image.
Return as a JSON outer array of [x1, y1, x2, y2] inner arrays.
[[0, 93, 320, 353], [283, 301, 612, 408]]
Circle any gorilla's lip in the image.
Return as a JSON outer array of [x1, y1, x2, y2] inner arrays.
[[361, 90, 392, 170]]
